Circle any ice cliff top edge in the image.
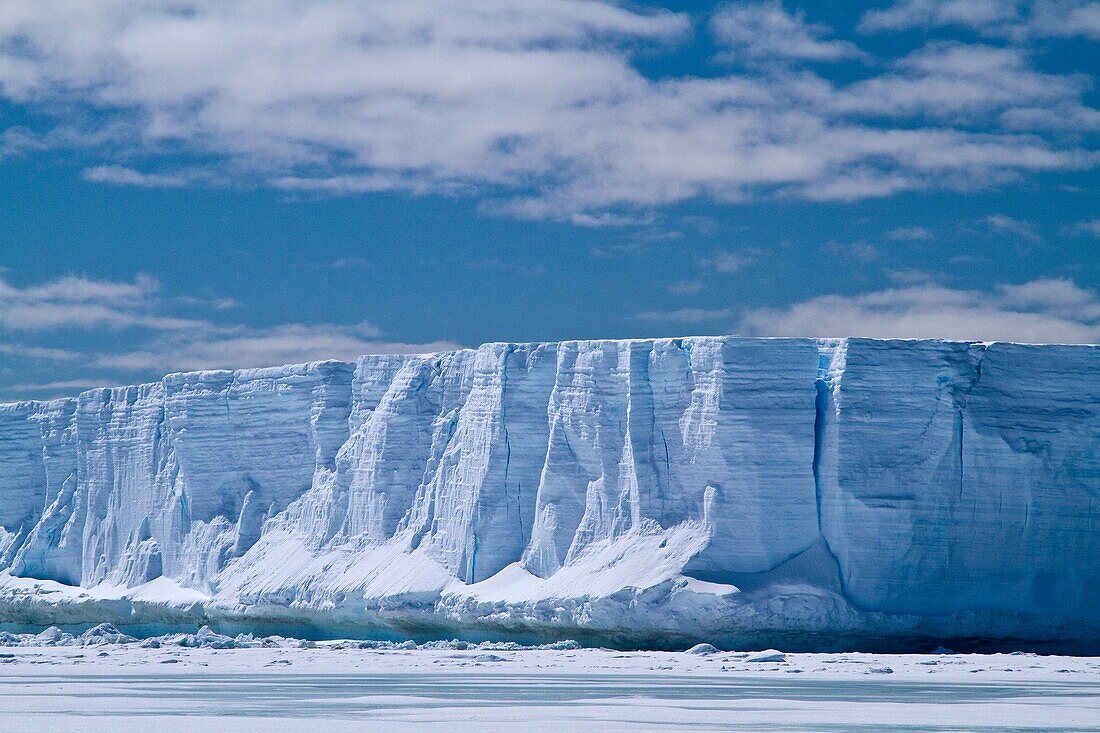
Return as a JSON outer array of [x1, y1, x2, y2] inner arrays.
[[2, 336, 1096, 409]]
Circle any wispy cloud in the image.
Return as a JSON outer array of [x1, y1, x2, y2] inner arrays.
[[981, 214, 1044, 242], [93, 324, 460, 374], [823, 240, 879, 264], [859, 0, 1100, 39], [859, 0, 1024, 34], [667, 279, 707, 295], [0, 272, 460, 398], [636, 307, 734, 323], [1072, 218, 1100, 236], [711, 1, 864, 62], [886, 226, 934, 241], [81, 165, 190, 188], [739, 278, 1100, 343], [699, 248, 759, 274], [464, 258, 546, 278]]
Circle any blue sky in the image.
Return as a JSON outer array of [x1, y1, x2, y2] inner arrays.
[[0, 0, 1098, 400]]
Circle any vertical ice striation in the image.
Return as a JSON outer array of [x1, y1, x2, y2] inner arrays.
[[0, 337, 1096, 649], [0, 399, 78, 576], [820, 341, 1100, 619]]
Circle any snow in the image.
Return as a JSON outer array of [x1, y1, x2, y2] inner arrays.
[[0, 337, 1097, 651], [0, 641, 1098, 732]]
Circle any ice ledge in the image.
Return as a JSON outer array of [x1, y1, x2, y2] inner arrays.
[[2, 337, 1096, 408]]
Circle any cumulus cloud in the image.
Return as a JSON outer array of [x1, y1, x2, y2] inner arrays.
[[0, 1, 1094, 220], [739, 278, 1100, 343]]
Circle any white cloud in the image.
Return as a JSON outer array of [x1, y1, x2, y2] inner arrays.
[[0, 272, 461, 397], [699, 248, 758, 274], [2, 378, 118, 395], [860, 0, 1024, 33], [823, 240, 879, 263], [1029, 0, 1100, 38], [739, 278, 1100, 343], [81, 165, 190, 188], [982, 213, 1043, 242], [0, 1, 1093, 220], [887, 226, 934, 241], [0, 273, 200, 331], [887, 268, 938, 284], [668, 279, 707, 295], [94, 324, 461, 374], [0, 343, 81, 362], [636, 307, 735, 323], [711, 2, 864, 62], [830, 43, 1089, 126], [859, 0, 1100, 39], [1073, 219, 1100, 236]]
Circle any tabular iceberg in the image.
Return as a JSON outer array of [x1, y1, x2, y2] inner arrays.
[[0, 337, 1097, 651]]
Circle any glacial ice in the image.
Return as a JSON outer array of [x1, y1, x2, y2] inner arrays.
[[0, 337, 1097, 651]]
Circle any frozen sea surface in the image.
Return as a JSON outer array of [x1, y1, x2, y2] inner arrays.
[[1, 645, 1099, 732]]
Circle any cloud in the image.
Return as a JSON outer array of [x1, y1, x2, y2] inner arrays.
[[887, 226, 934, 241], [94, 324, 461, 374], [1073, 219, 1100, 236], [739, 278, 1100, 343], [823, 240, 879, 263], [0, 1, 1093, 220], [1, 378, 118, 395], [1029, 0, 1100, 38], [0, 272, 201, 331], [667, 279, 707, 295], [81, 165, 190, 188], [0, 343, 81, 362], [830, 42, 1089, 126], [0, 126, 47, 158], [859, 0, 1100, 39], [981, 213, 1043, 242], [636, 308, 735, 323], [329, 257, 370, 270], [859, 0, 1024, 33], [711, 2, 864, 62], [887, 268, 938, 284], [464, 258, 545, 278], [0, 272, 462, 397], [699, 248, 758, 274]]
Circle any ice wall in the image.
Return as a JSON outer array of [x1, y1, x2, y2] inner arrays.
[[0, 338, 1097, 650]]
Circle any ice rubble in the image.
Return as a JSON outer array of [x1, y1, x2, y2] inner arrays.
[[0, 337, 1097, 651]]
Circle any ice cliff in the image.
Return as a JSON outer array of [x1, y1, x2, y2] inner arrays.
[[1, 338, 1097, 651]]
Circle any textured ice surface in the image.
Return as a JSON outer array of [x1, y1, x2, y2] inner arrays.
[[0, 337, 1097, 650], [1, 644, 1099, 733]]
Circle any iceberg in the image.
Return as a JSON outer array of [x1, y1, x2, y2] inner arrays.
[[0, 337, 1097, 651]]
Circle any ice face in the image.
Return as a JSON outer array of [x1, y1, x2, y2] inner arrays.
[[0, 338, 1097, 651]]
